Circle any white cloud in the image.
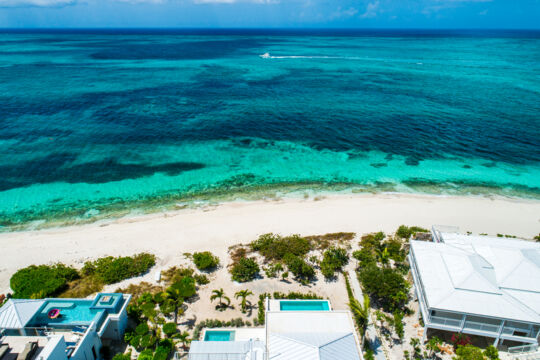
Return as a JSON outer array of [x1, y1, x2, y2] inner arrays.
[[0, 0, 75, 7], [329, 6, 358, 20], [360, 1, 379, 18]]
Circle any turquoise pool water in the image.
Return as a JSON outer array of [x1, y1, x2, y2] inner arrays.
[[279, 300, 330, 311], [30, 300, 104, 326], [204, 330, 235, 341]]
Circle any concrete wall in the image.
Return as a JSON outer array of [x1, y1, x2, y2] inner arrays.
[[38, 336, 68, 360], [71, 331, 101, 360]]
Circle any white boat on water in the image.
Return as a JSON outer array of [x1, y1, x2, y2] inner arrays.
[[260, 52, 271, 58]]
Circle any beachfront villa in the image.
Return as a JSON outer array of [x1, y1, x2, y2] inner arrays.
[[409, 226, 540, 352], [0, 293, 131, 360], [186, 299, 362, 360]]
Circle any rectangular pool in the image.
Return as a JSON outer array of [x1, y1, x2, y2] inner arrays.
[[30, 300, 104, 326], [204, 330, 235, 341], [279, 300, 330, 311]]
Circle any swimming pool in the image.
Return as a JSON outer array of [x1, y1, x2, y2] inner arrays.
[[30, 300, 104, 326], [279, 300, 330, 311], [203, 330, 235, 341]]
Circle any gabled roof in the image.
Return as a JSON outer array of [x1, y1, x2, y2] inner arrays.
[[0, 299, 45, 329], [411, 238, 540, 323], [269, 333, 360, 360]]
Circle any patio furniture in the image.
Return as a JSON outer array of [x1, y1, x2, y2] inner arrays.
[[0, 344, 10, 360], [16, 341, 38, 360]]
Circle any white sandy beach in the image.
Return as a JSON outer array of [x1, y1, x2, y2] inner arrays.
[[1, 192, 539, 294]]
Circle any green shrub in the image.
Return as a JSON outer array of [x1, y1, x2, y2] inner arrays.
[[484, 345, 500, 360], [396, 225, 428, 239], [10, 264, 79, 299], [251, 233, 312, 261], [112, 352, 131, 360], [284, 254, 315, 280], [455, 345, 485, 360], [162, 266, 194, 285], [358, 264, 410, 311], [153, 346, 170, 360], [138, 349, 153, 360], [320, 247, 348, 279], [230, 258, 260, 282], [162, 323, 177, 337], [169, 276, 196, 299], [192, 252, 220, 271], [135, 323, 150, 336], [264, 263, 283, 278], [360, 232, 385, 249], [272, 291, 322, 300], [393, 310, 404, 340], [194, 274, 210, 285], [257, 293, 268, 324], [352, 248, 377, 268], [386, 237, 406, 262], [82, 253, 156, 284]]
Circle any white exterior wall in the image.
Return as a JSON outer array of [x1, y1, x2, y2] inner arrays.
[[71, 330, 102, 360], [37, 336, 68, 360]]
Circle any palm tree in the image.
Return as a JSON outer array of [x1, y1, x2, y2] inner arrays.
[[210, 288, 230, 309], [165, 285, 185, 323], [175, 331, 191, 350], [235, 290, 253, 313], [375, 247, 390, 266], [349, 294, 370, 336]]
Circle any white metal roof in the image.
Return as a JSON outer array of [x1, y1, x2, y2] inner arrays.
[[268, 333, 361, 360], [266, 311, 361, 360], [411, 237, 540, 323], [0, 299, 44, 329]]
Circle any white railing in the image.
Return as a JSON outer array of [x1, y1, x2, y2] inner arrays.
[[503, 326, 532, 336], [430, 316, 461, 328], [463, 320, 499, 334], [508, 344, 539, 355]]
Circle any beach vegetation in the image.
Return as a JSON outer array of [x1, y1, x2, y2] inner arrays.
[[320, 247, 349, 279], [426, 336, 443, 359], [162, 266, 194, 285], [304, 232, 356, 250], [535, 233, 540, 242], [272, 291, 322, 300], [257, 293, 268, 325], [358, 264, 410, 311], [194, 274, 210, 285], [162, 323, 177, 337], [176, 332, 191, 349], [283, 253, 315, 281], [192, 251, 220, 271], [112, 351, 131, 360], [393, 310, 404, 341], [82, 253, 156, 285], [281, 271, 289, 281], [10, 264, 79, 299], [454, 345, 486, 360], [210, 288, 231, 310], [235, 289, 253, 313], [344, 273, 369, 337], [116, 282, 163, 301], [263, 263, 283, 278], [230, 257, 260, 282], [396, 225, 429, 240], [251, 233, 312, 261]]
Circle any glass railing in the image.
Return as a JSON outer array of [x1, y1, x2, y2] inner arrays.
[[502, 326, 531, 336], [430, 316, 461, 328], [463, 321, 499, 333]]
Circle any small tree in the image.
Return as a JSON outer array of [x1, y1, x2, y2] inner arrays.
[[230, 258, 260, 282], [235, 290, 253, 313], [175, 331, 191, 350], [484, 345, 499, 360], [349, 294, 370, 336], [281, 271, 289, 281], [211, 288, 230, 310], [393, 310, 404, 341], [454, 345, 485, 360], [426, 336, 443, 359]]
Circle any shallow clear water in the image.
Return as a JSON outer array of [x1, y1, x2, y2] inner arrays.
[[204, 330, 235, 341], [0, 30, 539, 229], [31, 300, 102, 325], [279, 300, 330, 311]]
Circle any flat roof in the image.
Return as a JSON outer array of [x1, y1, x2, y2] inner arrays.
[[411, 237, 540, 323]]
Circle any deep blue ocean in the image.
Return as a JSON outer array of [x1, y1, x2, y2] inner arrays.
[[0, 29, 539, 229]]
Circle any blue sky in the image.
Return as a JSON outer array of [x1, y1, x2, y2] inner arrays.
[[0, 0, 538, 28]]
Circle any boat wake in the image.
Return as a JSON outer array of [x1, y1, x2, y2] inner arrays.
[[259, 52, 357, 60]]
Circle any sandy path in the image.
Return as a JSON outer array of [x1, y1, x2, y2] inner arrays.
[[1, 193, 539, 293]]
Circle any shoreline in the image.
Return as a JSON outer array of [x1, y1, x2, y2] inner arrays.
[[1, 191, 539, 294], [2, 179, 540, 233]]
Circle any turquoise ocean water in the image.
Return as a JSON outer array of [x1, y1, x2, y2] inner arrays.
[[0, 30, 539, 230]]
